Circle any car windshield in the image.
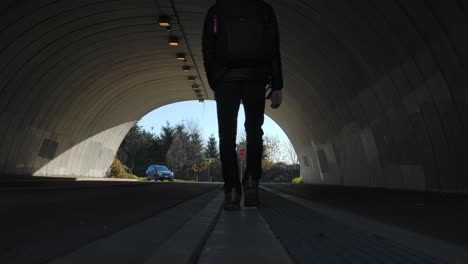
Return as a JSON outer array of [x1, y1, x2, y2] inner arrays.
[[156, 166, 169, 171]]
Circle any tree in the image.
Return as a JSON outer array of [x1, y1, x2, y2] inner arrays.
[[119, 125, 147, 172], [263, 135, 282, 163], [147, 135, 163, 164], [167, 132, 189, 179], [185, 119, 204, 137], [118, 123, 158, 175], [237, 131, 247, 150], [262, 162, 300, 183], [116, 120, 231, 181], [202, 134, 220, 182], [204, 134, 219, 159], [174, 123, 185, 135], [158, 122, 176, 164], [191, 159, 210, 182], [188, 127, 204, 164]]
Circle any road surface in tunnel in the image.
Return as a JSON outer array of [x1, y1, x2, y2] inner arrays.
[[1, 181, 467, 264], [0, 182, 220, 263]]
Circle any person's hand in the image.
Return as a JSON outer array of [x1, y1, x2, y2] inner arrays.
[[269, 90, 282, 109]]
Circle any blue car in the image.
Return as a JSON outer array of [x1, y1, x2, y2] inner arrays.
[[146, 165, 175, 182]]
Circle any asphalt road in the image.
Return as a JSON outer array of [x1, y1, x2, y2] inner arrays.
[[0, 182, 221, 264]]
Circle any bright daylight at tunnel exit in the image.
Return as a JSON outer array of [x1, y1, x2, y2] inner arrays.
[[1, 0, 468, 263]]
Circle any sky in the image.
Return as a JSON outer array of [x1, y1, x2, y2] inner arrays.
[[138, 100, 293, 161]]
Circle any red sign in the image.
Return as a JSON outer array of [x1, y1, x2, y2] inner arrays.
[[239, 148, 246, 159]]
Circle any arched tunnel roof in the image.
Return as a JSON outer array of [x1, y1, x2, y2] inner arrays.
[[0, 0, 467, 191]]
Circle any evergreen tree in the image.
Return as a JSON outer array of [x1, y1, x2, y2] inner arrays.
[[118, 123, 159, 175], [188, 128, 204, 164], [120, 125, 145, 172], [148, 135, 163, 164], [158, 122, 176, 164], [174, 123, 185, 135], [204, 134, 219, 159]]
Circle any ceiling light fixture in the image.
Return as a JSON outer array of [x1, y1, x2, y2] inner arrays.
[[159, 16, 171, 27], [183, 66, 192, 73], [169, 36, 179, 46], [176, 53, 186, 61], [188, 76, 196, 81], [192, 83, 200, 89]]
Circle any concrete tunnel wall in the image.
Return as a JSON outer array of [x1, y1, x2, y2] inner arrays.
[[0, 0, 467, 192]]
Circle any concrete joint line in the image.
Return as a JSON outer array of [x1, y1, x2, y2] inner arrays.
[[144, 192, 224, 264], [261, 186, 468, 264]]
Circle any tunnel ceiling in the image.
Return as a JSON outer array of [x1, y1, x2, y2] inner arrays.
[[0, 0, 467, 192]]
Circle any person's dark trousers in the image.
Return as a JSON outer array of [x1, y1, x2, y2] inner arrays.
[[214, 79, 266, 192]]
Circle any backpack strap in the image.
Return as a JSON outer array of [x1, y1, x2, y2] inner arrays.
[[213, 14, 218, 37], [212, 5, 219, 38]]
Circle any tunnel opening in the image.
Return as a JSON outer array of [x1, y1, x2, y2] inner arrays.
[[111, 99, 300, 183]]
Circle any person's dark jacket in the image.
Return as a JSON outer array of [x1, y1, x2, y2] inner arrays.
[[202, 1, 283, 91]]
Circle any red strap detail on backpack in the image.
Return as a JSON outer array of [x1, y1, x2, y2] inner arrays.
[[213, 14, 218, 37]]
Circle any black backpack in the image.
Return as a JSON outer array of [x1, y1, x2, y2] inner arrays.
[[214, 0, 275, 67]]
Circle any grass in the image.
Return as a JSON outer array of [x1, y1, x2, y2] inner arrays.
[[292, 176, 304, 184], [174, 179, 189, 183], [140, 178, 223, 184], [173, 179, 223, 184]]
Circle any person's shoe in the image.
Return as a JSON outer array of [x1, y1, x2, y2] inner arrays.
[[242, 172, 259, 207], [224, 187, 241, 210]]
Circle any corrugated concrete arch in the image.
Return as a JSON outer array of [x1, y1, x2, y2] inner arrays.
[[0, 0, 467, 192]]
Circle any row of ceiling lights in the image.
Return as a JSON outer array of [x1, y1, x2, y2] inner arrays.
[[159, 16, 204, 102]]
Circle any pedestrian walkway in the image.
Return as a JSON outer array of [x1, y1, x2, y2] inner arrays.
[[199, 208, 294, 264]]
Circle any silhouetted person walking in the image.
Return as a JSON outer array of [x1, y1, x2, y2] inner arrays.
[[202, 0, 283, 210]]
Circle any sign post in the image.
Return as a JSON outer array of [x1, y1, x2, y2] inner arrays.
[[205, 158, 215, 182], [239, 148, 246, 160], [239, 148, 246, 181]]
